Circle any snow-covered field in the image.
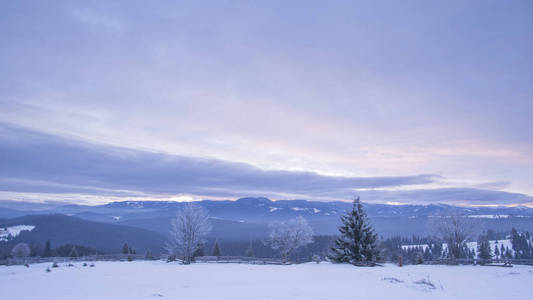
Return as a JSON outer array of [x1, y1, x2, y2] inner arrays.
[[2, 261, 532, 299]]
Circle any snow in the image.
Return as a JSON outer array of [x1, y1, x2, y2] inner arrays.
[[468, 215, 510, 219], [0, 225, 35, 241], [269, 207, 280, 212], [289, 207, 321, 213], [1, 261, 532, 299], [402, 244, 430, 251]]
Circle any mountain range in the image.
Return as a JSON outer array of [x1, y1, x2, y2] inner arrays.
[[1, 197, 532, 255]]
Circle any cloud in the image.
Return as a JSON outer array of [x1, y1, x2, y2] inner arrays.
[[357, 188, 533, 206], [0, 124, 438, 202]]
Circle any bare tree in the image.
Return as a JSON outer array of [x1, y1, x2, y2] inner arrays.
[[165, 203, 211, 264], [11, 243, 31, 261], [268, 216, 314, 262], [432, 212, 478, 259]]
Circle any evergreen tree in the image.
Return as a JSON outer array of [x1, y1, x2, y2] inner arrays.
[[477, 235, 492, 264], [122, 243, 129, 254], [212, 241, 221, 256], [43, 240, 52, 257], [494, 244, 500, 259], [245, 241, 254, 257], [69, 245, 79, 258], [328, 197, 380, 264]]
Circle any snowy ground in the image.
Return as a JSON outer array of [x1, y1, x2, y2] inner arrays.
[[2, 261, 532, 299]]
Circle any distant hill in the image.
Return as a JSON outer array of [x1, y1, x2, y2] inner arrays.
[[1, 197, 532, 238], [0, 214, 165, 254]]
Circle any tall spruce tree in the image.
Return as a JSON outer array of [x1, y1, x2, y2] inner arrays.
[[43, 240, 52, 257], [212, 241, 222, 256], [328, 197, 380, 264], [477, 235, 492, 264]]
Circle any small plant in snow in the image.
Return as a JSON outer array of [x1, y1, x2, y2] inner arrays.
[[89, 263, 95, 267], [52, 261, 59, 268], [382, 277, 404, 283], [413, 277, 436, 290], [82, 262, 87, 267], [46, 267, 51, 273]]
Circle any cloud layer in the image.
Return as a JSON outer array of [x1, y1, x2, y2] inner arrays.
[[0, 124, 436, 200], [1, 124, 532, 206]]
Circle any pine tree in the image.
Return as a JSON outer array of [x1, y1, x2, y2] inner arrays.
[[145, 250, 153, 260], [245, 241, 254, 257], [328, 197, 380, 265], [69, 245, 79, 258], [477, 235, 492, 264], [494, 244, 500, 259], [122, 243, 129, 254], [43, 240, 52, 257], [212, 241, 221, 256]]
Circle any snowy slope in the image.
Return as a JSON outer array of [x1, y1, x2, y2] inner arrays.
[[1, 261, 532, 300], [0, 225, 35, 241]]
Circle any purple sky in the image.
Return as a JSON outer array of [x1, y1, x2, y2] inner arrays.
[[1, 1, 532, 206]]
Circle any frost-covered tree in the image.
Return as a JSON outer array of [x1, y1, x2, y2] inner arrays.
[[165, 203, 211, 264], [328, 197, 380, 264], [268, 216, 314, 262], [11, 243, 31, 259], [433, 212, 477, 259]]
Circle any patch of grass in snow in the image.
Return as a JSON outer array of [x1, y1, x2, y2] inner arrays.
[[382, 277, 404, 283], [413, 277, 436, 290]]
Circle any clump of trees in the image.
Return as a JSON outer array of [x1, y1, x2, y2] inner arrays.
[[328, 197, 380, 265], [165, 203, 211, 264]]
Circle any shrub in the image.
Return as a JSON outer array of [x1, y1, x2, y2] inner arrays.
[[312, 254, 321, 264]]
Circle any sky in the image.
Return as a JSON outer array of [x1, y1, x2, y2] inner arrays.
[[1, 0, 532, 206]]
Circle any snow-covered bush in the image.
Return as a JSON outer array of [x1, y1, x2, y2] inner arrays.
[[312, 254, 321, 264], [11, 242, 30, 258], [267, 216, 314, 262]]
